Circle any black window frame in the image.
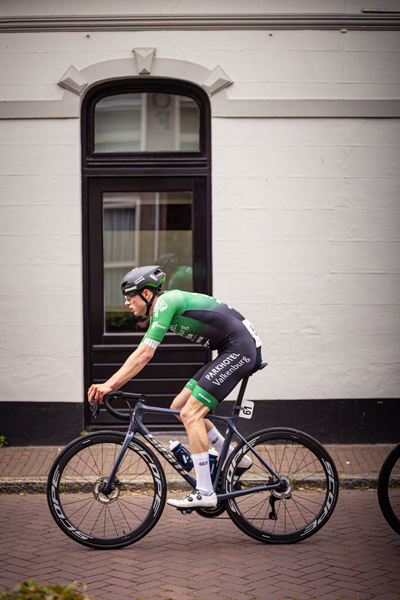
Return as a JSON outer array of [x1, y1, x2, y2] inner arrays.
[[82, 78, 211, 169]]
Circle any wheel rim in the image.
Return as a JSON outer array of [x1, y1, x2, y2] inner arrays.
[[50, 435, 164, 545], [387, 456, 400, 530], [379, 446, 400, 534], [224, 431, 338, 541]]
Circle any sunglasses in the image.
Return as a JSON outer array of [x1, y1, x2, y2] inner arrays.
[[124, 293, 140, 302]]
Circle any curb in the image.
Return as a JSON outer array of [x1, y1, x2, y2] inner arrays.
[[0, 474, 380, 494]]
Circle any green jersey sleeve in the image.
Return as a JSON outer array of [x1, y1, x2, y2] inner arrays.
[[141, 290, 185, 349]]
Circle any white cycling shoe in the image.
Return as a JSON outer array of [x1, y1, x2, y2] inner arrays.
[[167, 489, 218, 509]]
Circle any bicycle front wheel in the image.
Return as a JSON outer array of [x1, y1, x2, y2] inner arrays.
[[47, 432, 166, 549], [378, 442, 400, 535], [222, 428, 339, 544]]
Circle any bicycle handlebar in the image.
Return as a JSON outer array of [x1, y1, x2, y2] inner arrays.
[[102, 391, 147, 422]]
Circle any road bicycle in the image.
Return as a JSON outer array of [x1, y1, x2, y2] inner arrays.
[[378, 442, 400, 535], [47, 363, 339, 549]]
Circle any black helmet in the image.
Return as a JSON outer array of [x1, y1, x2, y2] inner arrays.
[[121, 266, 165, 316], [121, 265, 166, 295]]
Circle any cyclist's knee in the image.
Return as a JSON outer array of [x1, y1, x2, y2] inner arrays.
[[170, 400, 183, 422], [180, 398, 208, 428], [170, 397, 179, 410], [180, 410, 195, 430], [170, 387, 192, 413]]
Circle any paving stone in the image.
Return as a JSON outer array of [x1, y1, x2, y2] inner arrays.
[[1, 446, 400, 600]]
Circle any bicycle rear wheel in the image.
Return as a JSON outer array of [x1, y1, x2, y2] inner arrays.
[[223, 428, 339, 544], [378, 442, 400, 535], [47, 432, 166, 549]]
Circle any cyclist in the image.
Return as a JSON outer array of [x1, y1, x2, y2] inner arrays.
[[88, 265, 263, 509]]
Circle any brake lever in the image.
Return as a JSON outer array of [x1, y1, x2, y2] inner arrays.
[[125, 399, 133, 421], [91, 399, 99, 419]]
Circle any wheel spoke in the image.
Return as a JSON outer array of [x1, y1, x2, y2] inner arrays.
[[47, 434, 166, 548], [224, 429, 338, 543]]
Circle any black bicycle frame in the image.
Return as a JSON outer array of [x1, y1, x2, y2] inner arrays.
[[102, 385, 284, 501]]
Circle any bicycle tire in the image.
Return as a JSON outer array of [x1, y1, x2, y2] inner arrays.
[[47, 432, 166, 549], [378, 442, 400, 535], [222, 428, 339, 544]]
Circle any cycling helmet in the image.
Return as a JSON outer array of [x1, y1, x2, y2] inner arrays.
[[121, 266, 166, 316]]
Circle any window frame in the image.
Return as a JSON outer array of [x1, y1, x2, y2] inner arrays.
[[81, 77, 212, 429], [82, 78, 211, 166]]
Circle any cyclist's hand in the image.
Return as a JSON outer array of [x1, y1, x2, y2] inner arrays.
[[88, 383, 113, 405]]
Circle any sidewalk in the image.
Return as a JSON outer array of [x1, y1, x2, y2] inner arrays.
[[0, 436, 395, 493]]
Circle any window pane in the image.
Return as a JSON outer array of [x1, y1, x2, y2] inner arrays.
[[94, 93, 200, 152], [103, 191, 193, 333], [95, 94, 142, 152]]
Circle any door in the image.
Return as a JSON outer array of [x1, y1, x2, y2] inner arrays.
[[81, 79, 212, 431]]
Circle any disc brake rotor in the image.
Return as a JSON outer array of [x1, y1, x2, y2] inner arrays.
[[93, 477, 121, 504]]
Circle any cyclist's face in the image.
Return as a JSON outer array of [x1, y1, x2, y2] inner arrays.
[[125, 289, 153, 316], [125, 292, 146, 315]]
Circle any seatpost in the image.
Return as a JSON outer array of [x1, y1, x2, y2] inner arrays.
[[232, 375, 250, 416]]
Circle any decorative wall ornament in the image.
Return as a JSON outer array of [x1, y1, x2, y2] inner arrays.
[[58, 65, 88, 95], [202, 65, 232, 96], [2, 56, 399, 120], [133, 48, 156, 75]]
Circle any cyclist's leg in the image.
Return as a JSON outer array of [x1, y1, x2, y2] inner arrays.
[[168, 336, 261, 508], [170, 373, 219, 434], [185, 342, 261, 459], [167, 396, 218, 507], [179, 395, 210, 455]]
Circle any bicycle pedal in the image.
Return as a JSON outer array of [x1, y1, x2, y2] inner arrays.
[[178, 508, 193, 515]]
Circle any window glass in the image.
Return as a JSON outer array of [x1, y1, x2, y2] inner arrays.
[[103, 191, 193, 332], [95, 93, 200, 152]]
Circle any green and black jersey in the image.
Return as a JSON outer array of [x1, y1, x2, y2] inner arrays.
[[142, 290, 261, 351], [142, 290, 262, 409]]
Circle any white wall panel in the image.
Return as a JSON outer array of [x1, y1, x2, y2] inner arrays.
[[212, 118, 400, 401], [0, 119, 82, 402]]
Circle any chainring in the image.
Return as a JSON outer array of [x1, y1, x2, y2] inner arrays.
[[195, 481, 226, 518]]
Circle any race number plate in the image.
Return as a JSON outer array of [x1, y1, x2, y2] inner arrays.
[[239, 399, 254, 419]]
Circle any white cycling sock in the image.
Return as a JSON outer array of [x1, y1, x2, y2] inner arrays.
[[207, 426, 234, 459], [192, 452, 213, 496]]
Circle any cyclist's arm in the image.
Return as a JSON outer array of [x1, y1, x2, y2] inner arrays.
[[88, 342, 155, 404]]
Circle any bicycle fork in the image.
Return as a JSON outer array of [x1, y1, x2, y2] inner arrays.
[[101, 430, 136, 496]]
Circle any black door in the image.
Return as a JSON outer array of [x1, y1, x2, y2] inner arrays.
[[84, 176, 211, 429]]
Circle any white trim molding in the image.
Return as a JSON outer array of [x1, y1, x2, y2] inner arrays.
[[0, 55, 399, 120], [1, 14, 400, 32]]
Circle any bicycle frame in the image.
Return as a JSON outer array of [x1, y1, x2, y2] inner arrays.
[[101, 373, 284, 501]]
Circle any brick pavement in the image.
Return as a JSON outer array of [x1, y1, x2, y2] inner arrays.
[[0, 490, 400, 600], [1, 440, 400, 599]]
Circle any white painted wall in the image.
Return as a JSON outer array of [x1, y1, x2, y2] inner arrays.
[[1, 0, 400, 16], [212, 118, 400, 400], [0, 119, 83, 402], [0, 1, 399, 405]]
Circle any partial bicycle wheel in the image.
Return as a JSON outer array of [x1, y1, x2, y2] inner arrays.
[[378, 442, 400, 535], [47, 432, 166, 549], [222, 428, 339, 544]]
